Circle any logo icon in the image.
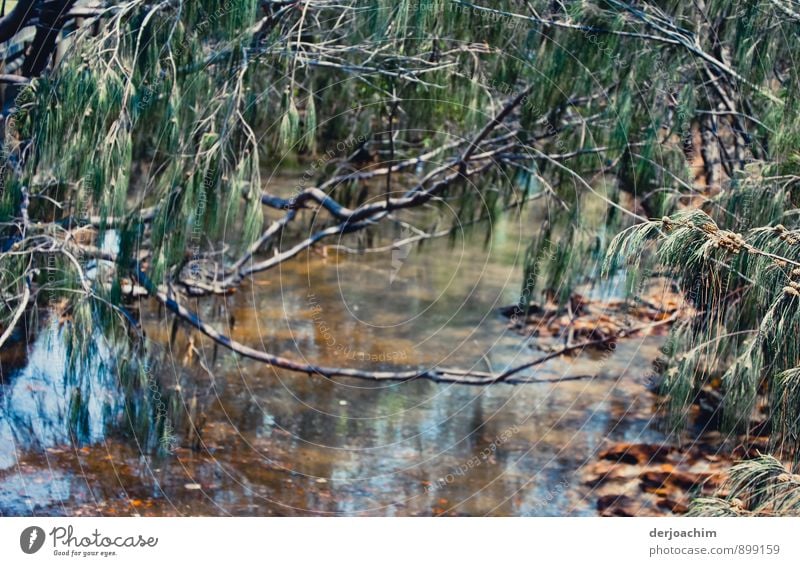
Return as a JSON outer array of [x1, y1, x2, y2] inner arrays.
[[20, 526, 45, 554], [390, 227, 412, 284]]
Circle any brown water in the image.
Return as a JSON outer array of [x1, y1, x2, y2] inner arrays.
[[0, 182, 667, 516]]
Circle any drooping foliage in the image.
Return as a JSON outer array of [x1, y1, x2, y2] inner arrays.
[[689, 455, 800, 516]]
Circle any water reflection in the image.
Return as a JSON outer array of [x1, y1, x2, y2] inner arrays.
[[0, 322, 117, 465], [0, 203, 667, 516]]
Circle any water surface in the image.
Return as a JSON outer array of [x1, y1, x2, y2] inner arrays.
[[0, 178, 666, 516]]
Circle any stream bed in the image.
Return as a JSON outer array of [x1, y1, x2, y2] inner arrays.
[[0, 179, 668, 516]]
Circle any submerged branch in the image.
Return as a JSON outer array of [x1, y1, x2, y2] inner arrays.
[[135, 267, 661, 386]]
